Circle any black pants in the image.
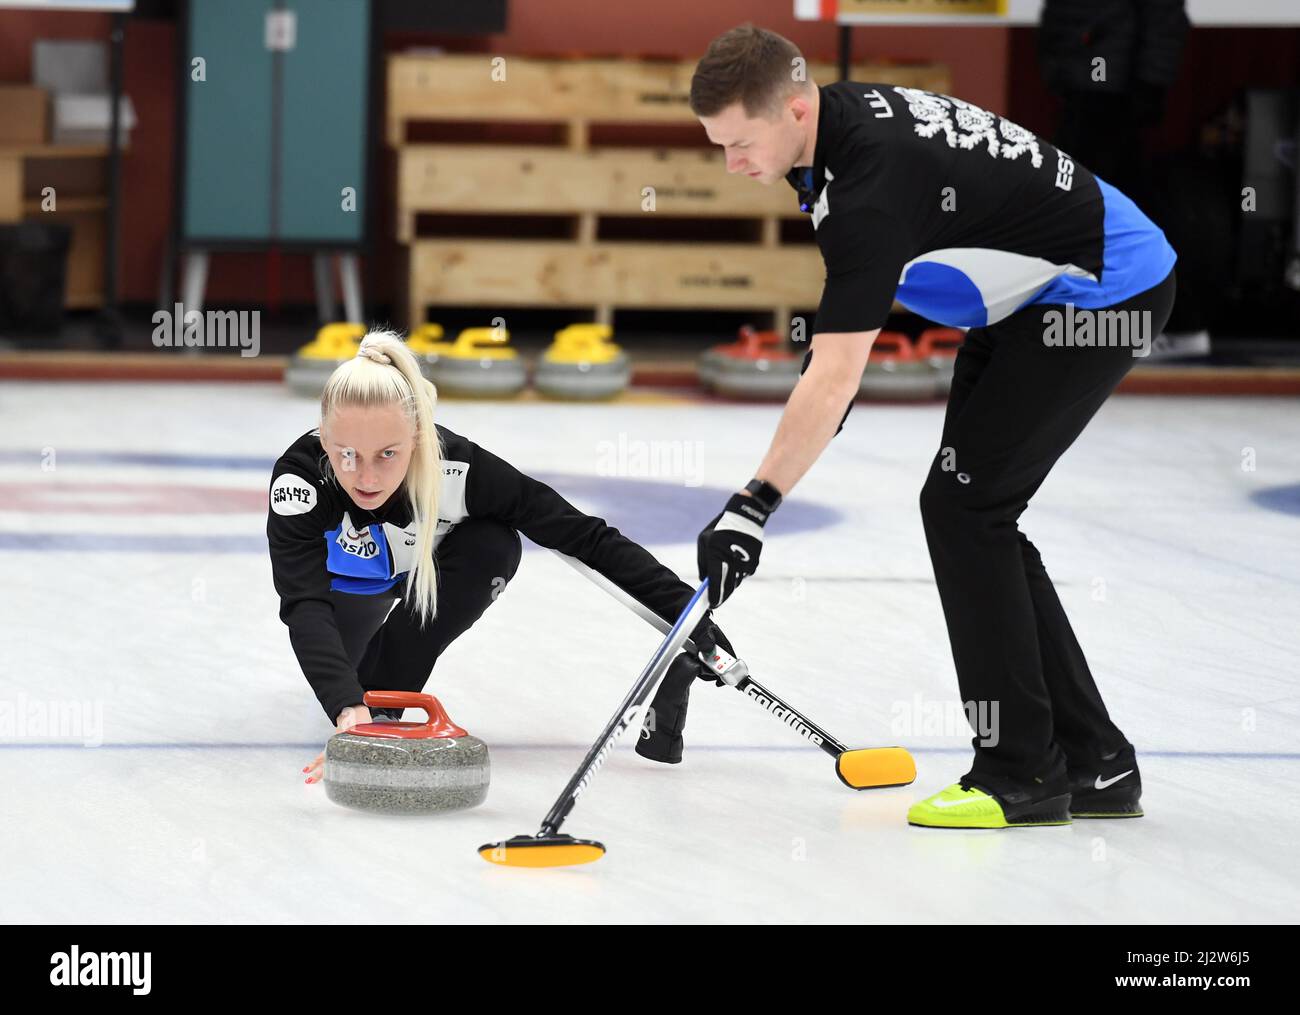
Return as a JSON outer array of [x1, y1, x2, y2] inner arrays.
[[329, 517, 522, 716], [919, 269, 1176, 788]]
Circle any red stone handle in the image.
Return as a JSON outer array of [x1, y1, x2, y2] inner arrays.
[[361, 691, 467, 739], [737, 324, 784, 352], [868, 332, 916, 362], [915, 328, 964, 358]]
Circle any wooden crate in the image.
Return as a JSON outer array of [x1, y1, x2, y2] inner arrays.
[[404, 239, 826, 328], [387, 54, 952, 146], [53, 208, 105, 309], [1, 144, 115, 309], [388, 54, 949, 333], [395, 145, 796, 241], [0, 86, 49, 146]]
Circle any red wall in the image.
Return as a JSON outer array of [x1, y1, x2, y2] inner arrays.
[[5, 3, 1299, 311], [0, 1, 1019, 309]]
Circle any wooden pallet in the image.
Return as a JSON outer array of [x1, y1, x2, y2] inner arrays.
[[387, 54, 952, 146], [395, 145, 799, 242], [402, 239, 826, 329], [388, 54, 951, 331]]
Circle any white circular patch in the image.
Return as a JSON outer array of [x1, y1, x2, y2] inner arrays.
[[270, 473, 318, 515]]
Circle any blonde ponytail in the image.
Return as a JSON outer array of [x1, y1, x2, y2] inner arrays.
[[319, 329, 442, 626]]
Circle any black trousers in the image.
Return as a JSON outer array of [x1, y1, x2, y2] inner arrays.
[[329, 517, 522, 717], [919, 269, 1176, 787]]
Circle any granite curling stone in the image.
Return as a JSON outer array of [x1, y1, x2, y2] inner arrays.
[[698, 324, 761, 391], [915, 327, 964, 398], [285, 322, 366, 397], [324, 691, 489, 815], [426, 326, 526, 397], [405, 322, 448, 385], [705, 325, 802, 400], [534, 323, 631, 400], [858, 332, 935, 402]]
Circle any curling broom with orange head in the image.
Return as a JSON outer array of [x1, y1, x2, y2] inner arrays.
[[552, 550, 915, 791], [478, 577, 711, 868]]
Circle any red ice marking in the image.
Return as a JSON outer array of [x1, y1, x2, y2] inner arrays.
[[0, 482, 267, 515]]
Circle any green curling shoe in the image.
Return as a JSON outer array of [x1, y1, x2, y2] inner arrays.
[[907, 778, 1073, 829]]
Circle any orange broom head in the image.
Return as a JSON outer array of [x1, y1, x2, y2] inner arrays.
[[478, 834, 606, 868], [836, 746, 916, 790]]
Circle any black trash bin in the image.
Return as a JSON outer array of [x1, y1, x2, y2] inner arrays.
[[0, 221, 73, 334]]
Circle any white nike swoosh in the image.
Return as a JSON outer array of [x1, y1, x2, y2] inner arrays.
[[931, 794, 987, 809], [1094, 769, 1133, 790]]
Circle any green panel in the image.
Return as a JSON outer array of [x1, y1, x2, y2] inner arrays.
[[278, 0, 370, 244], [183, 0, 275, 241]]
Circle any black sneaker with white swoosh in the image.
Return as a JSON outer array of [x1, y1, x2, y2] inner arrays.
[[1068, 746, 1143, 818]]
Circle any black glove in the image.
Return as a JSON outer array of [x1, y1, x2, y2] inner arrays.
[[636, 652, 699, 764], [689, 617, 735, 687], [637, 620, 735, 765], [697, 492, 771, 609]]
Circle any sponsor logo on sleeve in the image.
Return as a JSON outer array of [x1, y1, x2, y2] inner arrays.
[[270, 473, 318, 516], [1055, 149, 1075, 191]]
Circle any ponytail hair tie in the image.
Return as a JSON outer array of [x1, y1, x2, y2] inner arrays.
[[356, 337, 392, 366]]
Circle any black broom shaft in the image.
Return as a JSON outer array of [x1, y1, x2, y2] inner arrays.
[[538, 579, 709, 837], [729, 674, 848, 757]]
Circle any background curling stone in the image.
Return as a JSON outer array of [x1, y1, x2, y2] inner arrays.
[[710, 326, 801, 400], [535, 323, 631, 400], [698, 324, 759, 391], [858, 332, 934, 402], [427, 326, 526, 397], [324, 691, 489, 815], [284, 322, 366, 398], [915, 327, 964, 398], [406, 323, 448, 385]]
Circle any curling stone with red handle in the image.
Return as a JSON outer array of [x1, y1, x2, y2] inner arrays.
[[324, 691, 489, 814]]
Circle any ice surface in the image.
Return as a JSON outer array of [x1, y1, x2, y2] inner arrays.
[[2, 382, 1297, 923]]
